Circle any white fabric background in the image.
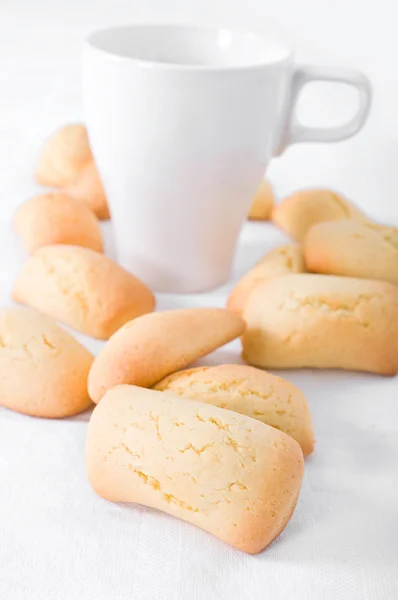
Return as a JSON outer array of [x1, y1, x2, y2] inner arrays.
[[0, 2, 397, 599]]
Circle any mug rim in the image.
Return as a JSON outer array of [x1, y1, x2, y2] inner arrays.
[[84, 23, 293, 72]]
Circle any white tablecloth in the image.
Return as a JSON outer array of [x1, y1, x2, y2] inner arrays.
[[0, 3, 397, 599]]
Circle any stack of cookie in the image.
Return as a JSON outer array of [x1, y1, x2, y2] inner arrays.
[[1, 122, 397, 554], [231, 187, 398, 376]]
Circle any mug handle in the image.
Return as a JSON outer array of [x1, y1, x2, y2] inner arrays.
[[275, 65, 372, 155]]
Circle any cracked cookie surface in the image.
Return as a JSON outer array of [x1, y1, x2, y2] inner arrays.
[[86, 384, 304, 554], [242, 274, 398, 374], [12, 245, 155, 339], [0, 307, 93, 417], [155, 364, 314, 456]]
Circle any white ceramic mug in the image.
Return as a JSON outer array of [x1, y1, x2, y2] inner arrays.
[[83, 24, 371, 293]]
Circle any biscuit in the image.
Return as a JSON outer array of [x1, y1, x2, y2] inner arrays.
[[227, 244, 305, 315], [272, 188, 367, 241], [154, 364, 314, 456], [14, 193, 104, 254], [305, 220, 398, 286], [0, 307, 93, 418], [248, 180, 275, 220], [12, 245, 155, 340], [242, 273, 398, 375], [86, 384, 304, 554], [88, 308, 245, 403], [64, 161, 110, 220], [35, 124, 92, 187]]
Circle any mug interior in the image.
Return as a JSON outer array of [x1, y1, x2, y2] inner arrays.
[[86, 24, 290, 68]]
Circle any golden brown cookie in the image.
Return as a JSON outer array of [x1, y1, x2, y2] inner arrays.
[[0, 307, 93, 418], [12, 245, 155, 340], [155, 364, 314, 456], [64, 161, 110, 220], [272, 188, 367, 241], [35, 124, 92, 187], [227, 244, 305, 316], [248, 180, 275, 220], [88, 308, 245, 403], [304, 220, 398, 286], [86, 384, 304, 554], [242, 273, 398, 375], [14, 193, 103, 254]]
